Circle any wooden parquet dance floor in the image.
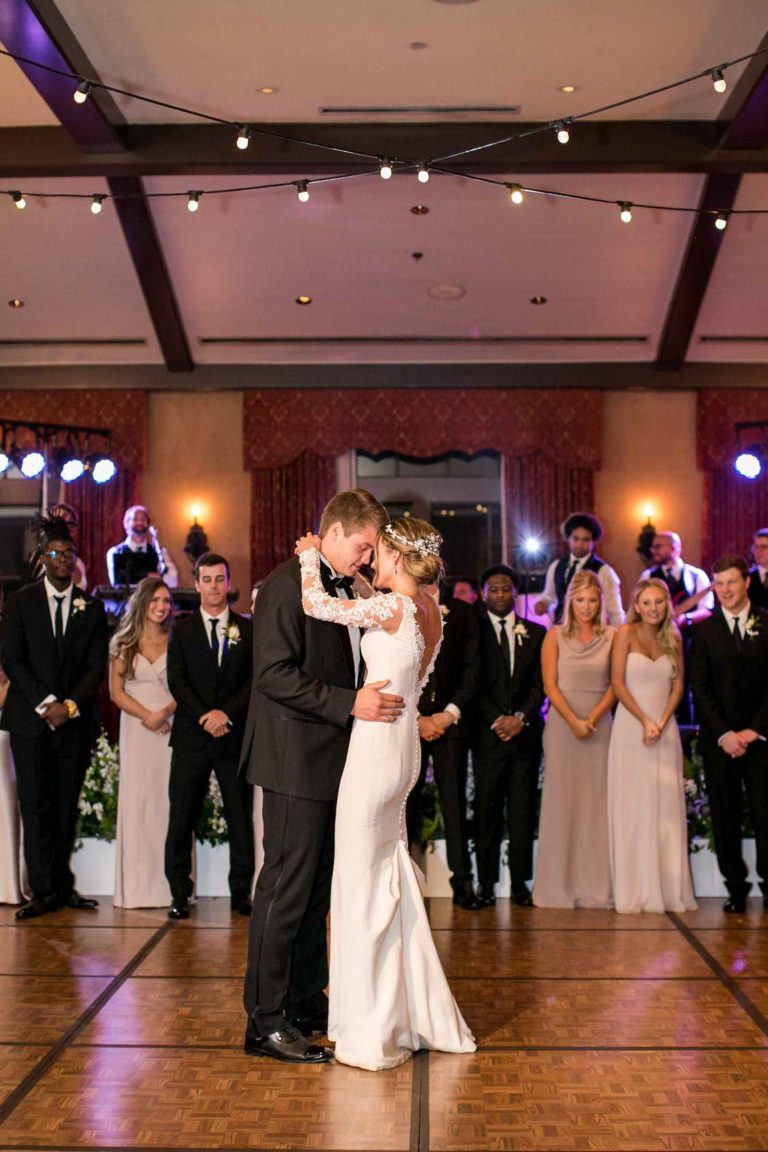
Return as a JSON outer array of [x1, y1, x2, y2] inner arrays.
[[1, 897, 768, 1151]]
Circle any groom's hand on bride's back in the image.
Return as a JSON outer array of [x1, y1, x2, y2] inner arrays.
[[352, 680, 405, 722]]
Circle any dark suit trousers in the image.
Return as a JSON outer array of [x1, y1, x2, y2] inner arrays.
[[701, 737, 768, 897], [475, 734, 540, 888], [12, 726, 92, 900], [407, 737, 473, 891], [243, 789, 335, 1034], [165, 749, 255, 901]]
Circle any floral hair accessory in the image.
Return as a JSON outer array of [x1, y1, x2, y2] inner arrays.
[[383, 523, 442, 558]]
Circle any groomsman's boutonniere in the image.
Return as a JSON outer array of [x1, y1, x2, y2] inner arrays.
[[225, 623, 241, 646], [71, 597, 88, 616], [440, 604, 450, 620], [512, 621, 529, 647], [744, 615, 761, 640]]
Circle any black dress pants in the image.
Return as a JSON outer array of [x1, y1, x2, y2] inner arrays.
[[702, 737, 768, 898], [243, 789, 335, 1035], [12, 725, 92, 901], [165, 749, 255, 902], [407, 736, 473, 892], [474, 734, 541, 890]]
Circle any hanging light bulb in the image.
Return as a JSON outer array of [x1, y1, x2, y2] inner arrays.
[[11, 191, 26, 210], [710, 67, 727, 94], [714, 211, 728, 231], [555, 121, 570, 144], [417, 162, 430, 184], [74, 79, 91, 104], [379, 158, 393, 180], [619, 202, 633, 224], [236, 125, 251, 150], [508, 183, 524, 205], [90, 194, 105, 215], [187, 191, 201, 212], [297, 181, 310, 203]]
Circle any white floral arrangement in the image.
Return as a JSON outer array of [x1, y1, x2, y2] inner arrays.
[[71, 596, 89, 616], [512, 621, 529, 646], [197, 776, 229, 845], [225, 622, 241, 646], [744, 615, 761, 640], [77, 730, 119, 843], [440, 604, 450, 620]]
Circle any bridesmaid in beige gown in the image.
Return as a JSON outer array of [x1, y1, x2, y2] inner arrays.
[[534, 571, 615, 909], [110, 577, 177, 908], [0, 664, 29, 905]]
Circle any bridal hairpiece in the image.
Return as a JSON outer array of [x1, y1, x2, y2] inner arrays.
[[384, 523, 442, 558]]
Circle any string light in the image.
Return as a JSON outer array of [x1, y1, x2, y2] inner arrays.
[[73, 79, 91, 104], [619, 202, 633, 223], [297, 180, 310, 202], [187, 191, 201, 212], [379, 158, 393, 180], [417, 162, 430, 184], [90, 194, 104, 215], [715, 211, 728, 231], [710, 67, 727, 94], [555, 121, 570, 144], [508, 183, 524, 205], [11, 191, 25, 209], [236, 125, 251, 150]]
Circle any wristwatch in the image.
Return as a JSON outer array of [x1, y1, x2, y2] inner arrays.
[[63, 698, 79, 720], [513, 710, 527, 726]]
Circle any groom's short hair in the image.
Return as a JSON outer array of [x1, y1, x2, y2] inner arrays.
[[712, 554, 749, 578], [319, 489, 388, 537]]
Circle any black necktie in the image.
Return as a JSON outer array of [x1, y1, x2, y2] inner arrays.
[[732, 618, 743, 651], [331, 575, 354, 594], [209, 618, 219, 662], [499, 617, 512, 676], [54, 595, 65, 652]]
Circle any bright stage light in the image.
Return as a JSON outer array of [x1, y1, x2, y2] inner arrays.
[[735, 451, 762, 479], [90, 456, 117, 484], [20, 451, 45, 478], [60, 458, 85, 482], [523, 536, 542, 554]]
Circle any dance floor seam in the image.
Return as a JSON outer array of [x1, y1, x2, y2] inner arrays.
[[2, 899, 768, 1151]]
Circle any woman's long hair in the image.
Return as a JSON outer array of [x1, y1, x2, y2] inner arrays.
[[109, 575, 170, 678], [626, 577, 680, 676], [561, 570, 607, 638]]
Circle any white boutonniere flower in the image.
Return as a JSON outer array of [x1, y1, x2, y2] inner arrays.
[[512, 621, 529, 647], [71, 597, 88, 615], [225, 623, 241, 645], [441, 604, 450, 619], [744, 615, 761, 640]]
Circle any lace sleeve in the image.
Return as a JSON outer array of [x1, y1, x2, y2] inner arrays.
[[299, 548, 401, 629]]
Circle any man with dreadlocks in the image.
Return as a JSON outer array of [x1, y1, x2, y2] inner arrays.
[[0, 515, 108, 919]]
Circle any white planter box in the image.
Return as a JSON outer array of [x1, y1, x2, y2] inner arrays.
[[72, 839, 251, 898]]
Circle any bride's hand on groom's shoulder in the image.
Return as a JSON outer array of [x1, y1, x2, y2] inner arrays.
[[295, 533, 321, 555]]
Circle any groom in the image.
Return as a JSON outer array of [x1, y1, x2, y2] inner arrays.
[[241, 489, 402, 1063]]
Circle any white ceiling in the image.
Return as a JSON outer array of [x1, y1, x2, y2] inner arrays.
[[0, 0, 767, 369]]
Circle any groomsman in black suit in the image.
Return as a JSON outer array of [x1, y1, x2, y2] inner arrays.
[[748, 529, 768, 611], [474, 565, 545, 907], [240, 489, 400, 1065], [691, 554, 768, 913], [406, 589, 481, 909], [1, 516, 108, 919], [165, 552, 255, 920]]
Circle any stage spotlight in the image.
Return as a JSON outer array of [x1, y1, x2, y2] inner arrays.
[[734, 450, 762, 479], [0, 452, 8, 474], [61, 458, 85, 482], [20, 450, 45, 478], [88, 455, 117, 484], [523, 536, 542, 554]]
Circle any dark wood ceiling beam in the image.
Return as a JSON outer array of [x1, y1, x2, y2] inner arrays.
[[4, 121, 768, 179], [107, 175, 192, 373], [0, 0, 126, 151]]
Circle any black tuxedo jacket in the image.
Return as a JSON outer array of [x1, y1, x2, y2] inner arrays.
[[690, 606, 768, 747], [418, 598, 480, 739], [748, 567, 768, 611], [477, 611, 545, 753], [167, 609, 252, 757], [0, 582, 108, 738], [240, 557, 357, 802]]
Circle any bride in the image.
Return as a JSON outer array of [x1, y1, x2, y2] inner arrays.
[[296, 518, 476, 1071]]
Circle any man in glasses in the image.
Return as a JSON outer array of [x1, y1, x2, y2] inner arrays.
[[0, 515, 108, 919]]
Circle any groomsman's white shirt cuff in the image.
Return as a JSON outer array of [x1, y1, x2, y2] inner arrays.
[[445, 703, 460, 724]]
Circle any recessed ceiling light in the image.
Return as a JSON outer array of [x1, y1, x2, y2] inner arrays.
[[410, 204, 430, 215], [8, 298, 24, 308], [530, 295, 548, 305], [411, 251, 424, 260], [410, 41, 428, 50], [296, 295, 312, 305], [559, 85, 577, 94], [258, 86, 278, 95], [428, 283, 466, 301]]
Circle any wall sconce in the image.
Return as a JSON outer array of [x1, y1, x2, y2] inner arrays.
[[636, 503, 656, 563], [184, 503, 210, 565]]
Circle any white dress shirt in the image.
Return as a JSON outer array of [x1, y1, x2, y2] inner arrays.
[[106, 536, 179, 588], [486, 610, 516, 677], [640, 558, 714, 612], [201, 608, 230, 667]]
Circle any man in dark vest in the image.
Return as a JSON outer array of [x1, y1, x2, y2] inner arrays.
[[748, 529, 768, 611], [534, 513, 624, 628], [106, 505, 178, 588]]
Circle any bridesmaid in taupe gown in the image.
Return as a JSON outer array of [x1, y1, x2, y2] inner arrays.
[[533, 571, 615, 909]]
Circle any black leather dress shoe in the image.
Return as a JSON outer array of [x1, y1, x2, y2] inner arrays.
[[476, 887, 496, 908], [511, 883, 533, 907], [723, 897, 747, 914], [61, 891, 99, 910], [452, 889, 483, 911], [15, 895, 58, 921], [231, 895, 253, 917], [244, 1022, 333, 1063], [168, 899, 190, 920]]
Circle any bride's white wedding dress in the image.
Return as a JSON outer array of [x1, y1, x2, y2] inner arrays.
[[300, 549, 476, 1070]]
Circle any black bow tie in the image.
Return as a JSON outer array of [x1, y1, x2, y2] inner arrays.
[[331, 575, 354, 592]]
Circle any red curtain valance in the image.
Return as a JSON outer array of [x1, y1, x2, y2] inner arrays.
[[243, 388, 603, 470], [0, 389, 148, 471], [697, 388, 768, 471]]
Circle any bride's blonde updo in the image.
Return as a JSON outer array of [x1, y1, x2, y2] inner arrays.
[[380, 517, 444, 585]]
